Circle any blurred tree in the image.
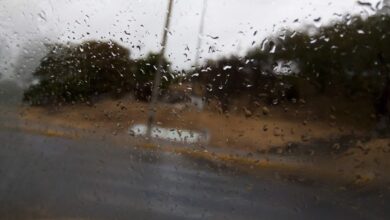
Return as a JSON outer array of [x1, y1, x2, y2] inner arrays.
[[24, 40, 134, 105], [248, 13, 390, 115], [272, 15, 390, 94], [132, 53, 171, 101], [192, 13, 390, 117], [194, 54, 299, 112], [23, 40, 172, 105]]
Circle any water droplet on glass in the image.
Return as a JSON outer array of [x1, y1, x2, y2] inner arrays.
[[313, 17, 322, 28], [269, 42, 276, 54], [223, 65, 232, 70], [357, 29, 365, 34], [38, 11, 47, 22]]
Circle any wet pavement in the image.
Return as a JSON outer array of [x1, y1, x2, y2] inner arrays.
[[0, 127, 389, 220]]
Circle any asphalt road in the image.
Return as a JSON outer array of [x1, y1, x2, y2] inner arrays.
[[0, 128, 389, 220]]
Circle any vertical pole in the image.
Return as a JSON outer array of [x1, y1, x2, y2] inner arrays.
[[194, 0, 208, 67], [146, 0, 174, 137]]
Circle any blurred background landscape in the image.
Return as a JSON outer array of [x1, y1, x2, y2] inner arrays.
[[1, 0, 390, 185], [2, 1, 390, 219]]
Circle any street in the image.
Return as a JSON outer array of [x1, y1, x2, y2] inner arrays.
[[0, 127, 389, 220]]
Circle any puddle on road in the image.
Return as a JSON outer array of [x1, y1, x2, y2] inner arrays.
[[128, 124, 209, 144]]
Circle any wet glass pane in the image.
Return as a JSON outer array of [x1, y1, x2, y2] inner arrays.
[[0, 0, 390, 219]]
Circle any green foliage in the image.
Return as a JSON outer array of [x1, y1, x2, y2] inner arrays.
[[23, 40, 172, 105], [194, 13, 390, 114], [195, 55, 300, 111], [268, 14, 390, 95], [132, 53, 171, 101], [24, 13, 390, 116]]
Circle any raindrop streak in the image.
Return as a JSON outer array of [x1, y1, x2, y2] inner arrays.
[[313, 17, 322, 28], [223, 65, 232, 70], [269, 42, 276, 54], [38, 11, 47, 22]]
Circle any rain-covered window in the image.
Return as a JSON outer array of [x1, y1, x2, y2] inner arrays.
[[0, 0, 389, 219]]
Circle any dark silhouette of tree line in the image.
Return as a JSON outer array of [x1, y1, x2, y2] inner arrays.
[[23, 40, 171, 105], [24, 12, 390, 122], [193, 13, 390, 117]]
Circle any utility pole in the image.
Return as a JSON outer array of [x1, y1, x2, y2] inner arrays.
[[194, 0, 208, 67], [146, 0, 174, 137]]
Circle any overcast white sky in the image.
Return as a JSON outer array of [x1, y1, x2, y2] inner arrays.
[[0, 0, 385, 78]]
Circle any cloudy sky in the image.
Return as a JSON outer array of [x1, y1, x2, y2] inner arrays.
[[0, 0, 385, 79]]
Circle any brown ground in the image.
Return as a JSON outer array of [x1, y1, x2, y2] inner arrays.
[[20, 96, 363, 151], [330, 138, 390, 185], [15, 97, 390, 186]]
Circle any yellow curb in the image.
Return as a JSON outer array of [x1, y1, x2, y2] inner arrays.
[[173, 148, 303, 171], [171, 148, 376, 187], [5, 122, 381, 188], [3, 125, 80, 140], [30, 128, 79, 139]]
